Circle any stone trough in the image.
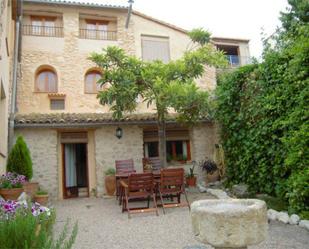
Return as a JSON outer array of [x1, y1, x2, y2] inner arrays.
[[191, 199, 268, 249]]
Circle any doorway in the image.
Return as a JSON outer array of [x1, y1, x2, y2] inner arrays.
[[62, 143, 89, 198]]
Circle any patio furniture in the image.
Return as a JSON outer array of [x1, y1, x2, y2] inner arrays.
[[143, 157, 162, 171], [115, 159, 135, 201], [158, 168, 190, 214], [121, 172, 159, 218]]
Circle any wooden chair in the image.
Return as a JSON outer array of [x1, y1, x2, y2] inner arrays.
[[121, 172, 158, 218], [158, 168, 190, 214], [115, 159, 135, 201], [143, 157, 162, 172]]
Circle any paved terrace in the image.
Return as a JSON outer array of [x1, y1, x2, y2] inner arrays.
[[54, 192, 309, 249]]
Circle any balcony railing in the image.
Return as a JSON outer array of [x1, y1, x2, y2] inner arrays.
[[79, 29, 117, 41], [23, 25, 64, 37], [226, 55, 252, 67]]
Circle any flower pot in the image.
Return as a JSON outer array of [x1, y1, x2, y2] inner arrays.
[[105, 175, 116, 196], [186, 176, 197, 187], [0, 188, 24, 200], [23, 182, 39, 199], [206, 170, 220, 184], [34, 194, 49, 206]]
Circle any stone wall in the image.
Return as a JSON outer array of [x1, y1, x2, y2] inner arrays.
[[15, 128, 58, 199], [94, 125, 143, 196], [190, 123, 218, 182]]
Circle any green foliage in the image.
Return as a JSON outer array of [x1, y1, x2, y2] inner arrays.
[[215, 0, 309, 214], [36, 189, 48, 195], [7, 136, 33, 181], [0, 209, 78, 249], [104, 168, 116, 176], [188, 28, 211, 46], [90, 29, 227, 165]]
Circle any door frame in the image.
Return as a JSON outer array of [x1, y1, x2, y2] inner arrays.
[[62, 143, 89, 199]]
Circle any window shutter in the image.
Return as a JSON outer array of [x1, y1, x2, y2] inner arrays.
[[141, 36, 170, 63], [61, 132, 88, 143]]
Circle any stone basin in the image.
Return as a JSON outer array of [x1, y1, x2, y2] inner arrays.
[[191, 199, 268, 249]]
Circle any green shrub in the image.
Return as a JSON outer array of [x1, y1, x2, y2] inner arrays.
[[0, 208, 78, 249], [104, 168, 116, 176], [6, 136, 33, 181], [215, 0, 309, 214]]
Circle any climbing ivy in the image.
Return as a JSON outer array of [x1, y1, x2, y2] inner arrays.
[[215, 0, 309, 215]]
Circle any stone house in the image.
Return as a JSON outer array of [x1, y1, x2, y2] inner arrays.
[[0, 0, 20, 174], [11, 0, 250, 200]]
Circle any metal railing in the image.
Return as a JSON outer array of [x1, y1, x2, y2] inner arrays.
[[22, 25, 63, 37], [226, 55, 252, 67], [79, 29, 117, 41]]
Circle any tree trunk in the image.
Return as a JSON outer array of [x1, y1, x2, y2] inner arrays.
[[158, 120, 167, 167]]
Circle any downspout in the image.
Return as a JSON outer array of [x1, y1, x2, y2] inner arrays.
[[8, 0, 22, 150], [125, 0, 134, 29]]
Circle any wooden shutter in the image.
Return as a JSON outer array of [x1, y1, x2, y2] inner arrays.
[[143, 129, 189, 142], [141, 35, 170, 63], [60, 132, 88, 143]]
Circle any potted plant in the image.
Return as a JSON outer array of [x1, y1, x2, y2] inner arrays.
[[0, 172, 26, 200], [6, 136, 38, 198], [104, 168, 116, 196], [34, 189, 49, 206], [199, 158, 219, 184], [186, 161, 197, 187]]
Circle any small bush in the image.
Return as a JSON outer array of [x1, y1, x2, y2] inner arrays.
[[7, 136, 33, 181], [104, 168, 116, 176], [0, 203, 78, 249]]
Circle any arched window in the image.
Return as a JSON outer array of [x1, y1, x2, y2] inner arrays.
[[35, 68, 57, 92], [85, 70, 102, 93]]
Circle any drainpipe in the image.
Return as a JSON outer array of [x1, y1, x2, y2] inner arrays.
[[125, 0, 134, 29], [8, 0, 22, 150]]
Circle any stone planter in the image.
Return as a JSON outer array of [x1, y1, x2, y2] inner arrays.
[[0, 188, 24, 200], [23, 182, 39, 199], [34, 194, 49, 206], [105, 175, 116, 196], [191, 199, 268, 249]]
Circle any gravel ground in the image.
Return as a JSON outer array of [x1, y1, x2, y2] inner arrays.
[[53, 192, 309, 249]]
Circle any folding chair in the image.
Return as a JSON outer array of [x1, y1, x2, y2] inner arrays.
[[121, 172, 158, 218], [158, 168, 190, 214]]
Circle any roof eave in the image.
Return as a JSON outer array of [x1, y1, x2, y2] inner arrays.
[[23, 0, 128, 11]]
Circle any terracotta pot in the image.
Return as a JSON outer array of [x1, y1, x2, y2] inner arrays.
[[23, 182, 39, 199], [186, 176, 197, 187], [34, 194, 49, 206], [206, 170, 220, 184], [0, 188, 24, 200], [105, 175, 116, 196]]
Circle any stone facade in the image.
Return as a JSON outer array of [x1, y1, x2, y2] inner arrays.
[[12, 1, 250, 200], [15, 128, 58, 199], [95, 125, 143, 196], [0, 0, 15, 172]]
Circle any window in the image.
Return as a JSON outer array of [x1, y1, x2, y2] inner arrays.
[[141, 35, 170, 63], [143, 129, 191, 162], [86, 20, 108, 40], [35, 69, 57, 92], [31, 16, 56, 36], [50, 99, 65, 110], [85, 70, 102, 93]]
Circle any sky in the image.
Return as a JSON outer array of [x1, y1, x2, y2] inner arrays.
[[69, 0, 290, 59]]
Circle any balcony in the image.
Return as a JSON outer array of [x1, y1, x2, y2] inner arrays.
[[23, 25, 64, 37], [79, 29, 117, 41], [226, 55, 252, 67]]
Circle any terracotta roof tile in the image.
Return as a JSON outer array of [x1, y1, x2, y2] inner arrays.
[[14, 113, 210, 127]]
